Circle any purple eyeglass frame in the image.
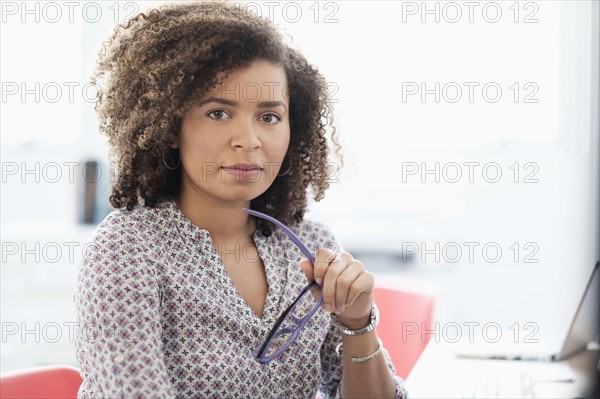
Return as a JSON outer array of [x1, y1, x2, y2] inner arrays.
[[242, 208, 324, 364]]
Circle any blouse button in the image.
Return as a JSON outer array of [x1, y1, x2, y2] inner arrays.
[[113, 353, 124, 363]]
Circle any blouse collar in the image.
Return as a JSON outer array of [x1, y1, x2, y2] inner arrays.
[[159, 197, 271, 246]]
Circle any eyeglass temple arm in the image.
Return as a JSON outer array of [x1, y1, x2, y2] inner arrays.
[[242, 208, 315, 265]]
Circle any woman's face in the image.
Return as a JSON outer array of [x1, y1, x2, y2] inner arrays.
[[173, 59, 290, 206]]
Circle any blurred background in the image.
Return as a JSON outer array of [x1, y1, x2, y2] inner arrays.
[[1, 0, 598, 373]]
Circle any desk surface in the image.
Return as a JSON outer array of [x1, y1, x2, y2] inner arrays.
[[406, 340, 599, 398]]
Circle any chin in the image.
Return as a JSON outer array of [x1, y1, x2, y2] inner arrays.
[[217, 184, 273, 204]]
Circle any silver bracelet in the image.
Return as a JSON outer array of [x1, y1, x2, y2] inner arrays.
[[334, 337, 384, 364]]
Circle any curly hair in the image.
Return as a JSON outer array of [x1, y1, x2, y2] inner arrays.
[[91, 0, 342, 236]]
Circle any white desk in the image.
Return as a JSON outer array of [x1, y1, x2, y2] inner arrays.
[[406, 340, 599, 398]]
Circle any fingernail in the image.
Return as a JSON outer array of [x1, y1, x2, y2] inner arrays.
[[323, 303, 332, 312], [335, 307, 344, 314], [315, 277, 323, 285]]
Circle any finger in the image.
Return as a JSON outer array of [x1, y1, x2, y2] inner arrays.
[[344, 271, 375, 307], [300, 259, 323, 300], [334, 261, 362, 312], [313, 248, 338, 285], [321, 252, 352, 312], [299, 258, 314, 283]]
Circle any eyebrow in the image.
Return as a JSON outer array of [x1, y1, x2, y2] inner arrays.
[[197, 97, 287, 111]]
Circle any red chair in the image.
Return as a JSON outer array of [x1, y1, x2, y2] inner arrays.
[[374, 287, 435, 379], [0, 365, 82, 399]]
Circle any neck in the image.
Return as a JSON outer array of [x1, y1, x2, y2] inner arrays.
[[174, 190, 256, 244]]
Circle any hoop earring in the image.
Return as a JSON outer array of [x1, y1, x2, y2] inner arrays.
[[277, 160, 292, 176], [163, 149, 181, 170]]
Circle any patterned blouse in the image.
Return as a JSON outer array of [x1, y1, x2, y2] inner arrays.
[[74, 197, 407, 398]]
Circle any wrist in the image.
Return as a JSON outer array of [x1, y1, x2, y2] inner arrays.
[[331, 303, 379, 336], [334, 313, 371, 330]]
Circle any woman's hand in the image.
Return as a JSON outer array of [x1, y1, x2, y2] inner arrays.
[[300, 248, 375, 329]]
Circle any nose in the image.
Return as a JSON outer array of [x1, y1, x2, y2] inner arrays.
[[231, 118, 261, 151]]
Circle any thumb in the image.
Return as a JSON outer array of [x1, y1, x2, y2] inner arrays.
[[299, 258, 314, 283]]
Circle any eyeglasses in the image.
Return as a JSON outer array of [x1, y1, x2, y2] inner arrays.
[[242, 208, 324, 364]]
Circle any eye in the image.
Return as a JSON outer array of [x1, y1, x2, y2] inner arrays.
[[261, 113, 281, 125], [207, 109, 230, 120]]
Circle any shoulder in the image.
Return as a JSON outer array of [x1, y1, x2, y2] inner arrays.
[[96, 198, 174, 235], [84, 199, 173, 258], [290, 217, 342, 252], [77, 202, 174, 291]]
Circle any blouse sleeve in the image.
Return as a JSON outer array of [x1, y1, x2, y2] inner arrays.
[[74, 212, 176, 399]]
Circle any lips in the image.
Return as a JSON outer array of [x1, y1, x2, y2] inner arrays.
[[222, 163, 263, 171]]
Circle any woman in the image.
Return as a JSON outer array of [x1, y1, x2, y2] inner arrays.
[[75, 1, 407, 398]]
